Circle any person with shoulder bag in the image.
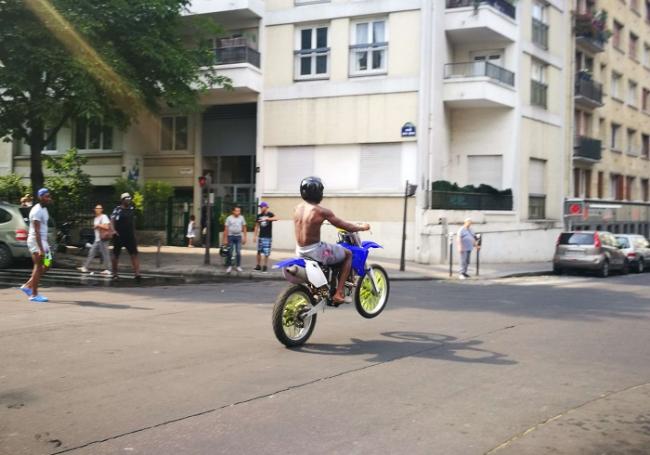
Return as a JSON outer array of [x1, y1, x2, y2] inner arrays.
[[78, 203, 113, 276]]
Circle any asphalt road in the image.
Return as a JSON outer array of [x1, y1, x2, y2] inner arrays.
[[1, 272, 650, 455]]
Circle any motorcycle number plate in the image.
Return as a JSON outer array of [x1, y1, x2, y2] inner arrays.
[[304, 260, 328, 288]]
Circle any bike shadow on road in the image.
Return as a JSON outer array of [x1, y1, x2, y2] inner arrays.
[[52, 300, 153, 310], [294, 331, 517, 366]]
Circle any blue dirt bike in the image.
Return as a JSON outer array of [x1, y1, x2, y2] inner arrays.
[[272, 229, 390, 347]]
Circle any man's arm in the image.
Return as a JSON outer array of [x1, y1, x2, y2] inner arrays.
[[222, 221, 229, 244], [323, 208, 370, 232], [242, 218, 248, 244], [253, 218, 259, 240], [33, 220, 44, 254]]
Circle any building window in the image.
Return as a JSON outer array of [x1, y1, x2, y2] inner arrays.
[[611, 123, 621, 150], [359, 143, 402, 190], [627, 128, 638, 155], [643, 88, 650, 111], [642, 134, 650, 158], [612, 21, 624, 50], [631, 0, 640, 11], [642, 178, 649, 201], [349, 19, 388, 76], [43, 129, 57, 151], [626, 176, 636, 200], [160, 116, 188, 151], [468, 155, 503, 189], [74, 118, 113, 151], [610, 173, 624, 200], [598, 171, 604, 198], [529, 158, 546, 220], [531, 59, 548, 108], [611, 72, 623, 100], [628, 80, 638, 107], [532, 2, 549, 49], [630, 33, 639, 59], [646, 0, 650, 20], [295, 26, 329, 80]]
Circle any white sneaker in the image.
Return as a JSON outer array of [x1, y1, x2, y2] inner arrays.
[[458, 274, 467, 280], [100, 270, 112, 276], [236, 266, 243, 273], [78, 266, 89, 273], [226, 266, 232, 274]]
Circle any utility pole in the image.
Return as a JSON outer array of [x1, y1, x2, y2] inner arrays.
[[200, 173, 213, 265]]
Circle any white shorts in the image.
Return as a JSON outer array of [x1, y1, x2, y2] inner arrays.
[[27, 239, 49, 255]]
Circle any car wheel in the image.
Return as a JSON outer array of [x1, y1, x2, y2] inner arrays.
[[637, 259, 645, 274], [0, 243, 13, 269], [622, 260, 630, 275], [552, 265, 563, 275], [599, 260, 609, 278]]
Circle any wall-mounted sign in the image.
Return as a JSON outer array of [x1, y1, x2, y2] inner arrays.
[[401, 122, 416, 137], [179, 167, 193, 176]]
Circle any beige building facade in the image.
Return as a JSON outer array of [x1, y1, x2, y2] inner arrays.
[[1, 0, 577, 262], [570, 0, 650, 237]]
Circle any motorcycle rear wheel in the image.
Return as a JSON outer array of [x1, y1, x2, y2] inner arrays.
[[354, 264, 390, 319], [272, 285, 317, 347]]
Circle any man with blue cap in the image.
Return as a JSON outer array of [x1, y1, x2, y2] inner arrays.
[[19, 188, 53, 302]]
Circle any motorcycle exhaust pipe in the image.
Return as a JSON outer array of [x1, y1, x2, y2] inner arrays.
[[283, 265, 308, 284]]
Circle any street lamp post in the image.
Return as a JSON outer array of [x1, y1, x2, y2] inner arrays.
[[399, 180, 418, 272]]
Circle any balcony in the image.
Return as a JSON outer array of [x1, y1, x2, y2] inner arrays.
[[445, 0, 517, 44], [200, 44, 262, 95], [429, 190, 513, 211], [443, 62, 516, 108], [215, 46, 260, 68], [574, 136, 602, 162], [574, 75, 603, 109], [574, 13, 608, 53], [185, 0, 263, 20]]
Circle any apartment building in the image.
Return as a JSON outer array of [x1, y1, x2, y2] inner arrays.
[[570, 0, 650, 237], [0, 0, 573, 261]]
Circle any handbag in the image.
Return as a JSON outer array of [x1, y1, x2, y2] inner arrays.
[[100, 226, 115, 241]]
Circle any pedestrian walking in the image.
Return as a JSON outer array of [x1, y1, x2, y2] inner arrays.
[[111, 193, 141, 280], [187, 215, 197, 247], [222, 206, 247, 274], [78, 204, 112, 275], [253, 202, 278, 273], [457, 218, 479, 280], [19, 188, 53, 302]]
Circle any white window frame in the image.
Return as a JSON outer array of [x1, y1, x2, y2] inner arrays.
[[611, 72, 623, 100], [74, 118, 113, 151], [160, 116, 189, 152], [349, 18, 389, 77], [294, 25, 330, 81], [611, 123, 621, 150], [628, 79, 638, 107]]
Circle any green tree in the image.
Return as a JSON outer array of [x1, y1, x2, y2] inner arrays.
[[0, 173, 28, 203], [44, 148, 92, 222], [0, 0, 229, 195]]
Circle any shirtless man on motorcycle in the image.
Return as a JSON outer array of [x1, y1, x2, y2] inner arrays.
[[294, 176, 370, 305]]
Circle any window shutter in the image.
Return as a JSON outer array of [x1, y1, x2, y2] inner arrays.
[[277, 147, 314, 191], [359, 144, 402, 191], [528, 159, 546, 195]]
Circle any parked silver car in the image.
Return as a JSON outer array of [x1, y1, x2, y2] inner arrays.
[[553, 231, 629, 277], [615, 234, 650, 273], [0, 202, 55, 268]]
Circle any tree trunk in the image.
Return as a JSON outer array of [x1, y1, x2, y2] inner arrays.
[[28, 123, 45, 196]]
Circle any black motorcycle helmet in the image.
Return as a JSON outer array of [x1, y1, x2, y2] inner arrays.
[[300, 176, 324, 204]]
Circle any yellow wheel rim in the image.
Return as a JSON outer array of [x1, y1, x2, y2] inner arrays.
[[359, 269, 386, 313], [282, 292, 311, 339]]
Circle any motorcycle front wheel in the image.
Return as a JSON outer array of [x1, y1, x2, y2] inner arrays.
[[272, 285, 317, 348], [354, 264, 390, 319]]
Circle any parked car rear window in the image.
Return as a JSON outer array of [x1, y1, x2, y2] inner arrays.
[[0, 208, 12, 224], [559, 233, 594, 245], [616, 237, 630, 248]]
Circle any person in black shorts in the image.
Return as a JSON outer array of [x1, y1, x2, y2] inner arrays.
[[111, 192, 141, 279]]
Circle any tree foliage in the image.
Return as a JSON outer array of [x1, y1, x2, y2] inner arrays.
[[0, 0, 229, 193], [0, 173, 28, 204], [44, 148, 93, 222], [143, 180, 174, 204]]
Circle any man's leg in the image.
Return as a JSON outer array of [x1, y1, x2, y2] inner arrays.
[[112, 243, 121, 277], [24, 252, 44, 297], [334, 249, 352, 303], [130, 254, 140, 277], [233, 237, 242, 266]]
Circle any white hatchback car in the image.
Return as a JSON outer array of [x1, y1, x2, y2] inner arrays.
[[615, 234, 650, 273]]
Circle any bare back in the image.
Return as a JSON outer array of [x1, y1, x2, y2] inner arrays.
[[294, 201, 367, 247]]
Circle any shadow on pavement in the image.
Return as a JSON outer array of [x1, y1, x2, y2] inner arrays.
[[53, 300, 153, 310], [295, 331, 517, 366]]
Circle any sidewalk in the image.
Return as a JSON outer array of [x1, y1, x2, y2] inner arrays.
[[56, 244, 553, 282]]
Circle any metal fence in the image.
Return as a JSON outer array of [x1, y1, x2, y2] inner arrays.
[[444, 61, 515, 86], [215, 46, 261, 68], [445, 0, 516, 19], [575, 77, 603, 104], [574, 136, 602, 161], [429, 190, 513, 211]]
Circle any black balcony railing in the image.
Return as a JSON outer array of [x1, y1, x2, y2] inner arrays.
[[531, 80, 548, 108], [446, 0, 516, 19], [532, 18, 549, 49], [444, 61, 515, 86], [575, 76, 603, 105], [574, 136, 603, 161], [429, 191, 513, 211], [214, 46, 261, 68]]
